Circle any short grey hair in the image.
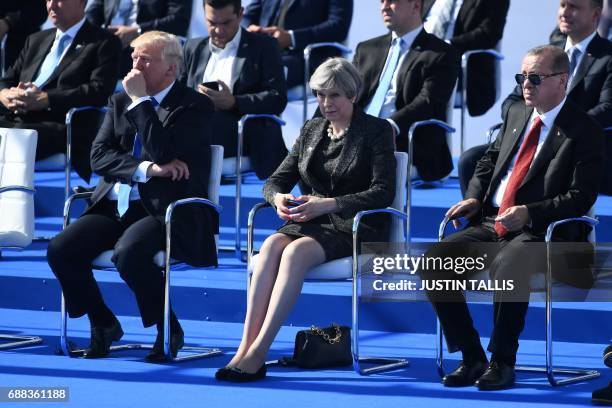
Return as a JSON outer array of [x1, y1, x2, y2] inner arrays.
[[526, 44, 569, 73], [309, 57, 362, 99], [131, 31, 184, 72]]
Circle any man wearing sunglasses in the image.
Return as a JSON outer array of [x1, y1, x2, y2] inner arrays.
[[459, 0, 612, 196], [424, 45, 603, 390]]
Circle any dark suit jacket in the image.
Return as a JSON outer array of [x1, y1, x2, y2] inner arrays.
[[88, 82, 218, 267], [0, 1, 47, 70], [179, 29, 288, 179], [423, 0, 509, 116], [263, 109, 396, 242], [242, 0, 353, 88], [86, 0, 191, 36], [0, 20, 122, 181], [353, 29, 459, 181], [467, 100, 604, 240]]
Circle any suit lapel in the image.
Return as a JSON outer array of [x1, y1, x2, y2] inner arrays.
[[365, 35, 392, 100], [397, 30, 428, 86], [25, 31, 56, 82], [490, 106, 531, 189], [455, 0, 476, 29], [195, 40, 212, 86], [43, 23, 90, 87], [232, 30, 248, 93], [105, 0, 121, 26], [299, 119, 326, 191], [568, 36, 599, 94], [157, 82, 184, 125]]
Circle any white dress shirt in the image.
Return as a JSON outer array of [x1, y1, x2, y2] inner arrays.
[[492, 97, 567, 207], [203, 28, 242, 91], [106, 81, 176, 201], [564, 30, 597, 88], [376, 25, 423, 135], [423, 0, 464, 41]]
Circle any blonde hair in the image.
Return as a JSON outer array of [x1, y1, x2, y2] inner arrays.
[[130, 31, 183, 71]]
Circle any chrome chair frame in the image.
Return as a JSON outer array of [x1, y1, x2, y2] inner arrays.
[[302, 42, 352, 123], [247, 203, 410, 375], [458, 49, 504, 154], [59, 192, 224, 362], [436, 215, 601, 386], [233, 114, 286, 261], [0, 185, 43, 350]]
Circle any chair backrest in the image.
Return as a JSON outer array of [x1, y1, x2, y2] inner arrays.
[[208, 145, 224, 205], [390, 151, 408, 243], [0, 128, 37, 248]]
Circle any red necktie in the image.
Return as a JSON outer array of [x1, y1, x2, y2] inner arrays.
[[494, 116, 543, 237]]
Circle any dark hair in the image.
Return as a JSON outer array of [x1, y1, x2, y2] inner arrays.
[[591, 0, 603, 9], [526, 45, 570, 73], [204, 0, 241, 14]]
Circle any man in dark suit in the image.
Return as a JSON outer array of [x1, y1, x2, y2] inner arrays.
[[47, 31, 218, 362], [423, 45, 603, 390], [353, 0, 459, 182], [86, 0, 191, 75], [422, 0, 510, 116], [0, 1, 47, 73], [459, 0, 612, 195], [0, 0, 121, 182], [180, 0, 287, 179], [242, 0, 353, 89]]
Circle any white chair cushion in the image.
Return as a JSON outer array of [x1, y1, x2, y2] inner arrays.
[[222, 156, 253, 176], [390, 152, 408, 243], [34, 153, 65, 171], [0, 128, 37, 248]]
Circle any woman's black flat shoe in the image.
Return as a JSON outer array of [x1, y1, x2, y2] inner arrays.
[[224, 365, 267, 382], [215, 366, 232, 380]]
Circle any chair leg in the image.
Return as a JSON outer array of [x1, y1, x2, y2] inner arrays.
[[351, 261, 409, 375], [0, 334, 43, 350]]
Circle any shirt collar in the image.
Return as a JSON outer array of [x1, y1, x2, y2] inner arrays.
[[532, 96, 566, 130], [56, 17, 86, 40], [209, 27, 242, 54], [564, 30, 597, 53], [152, 80, 175, 105], [392, 24, 423, 50]]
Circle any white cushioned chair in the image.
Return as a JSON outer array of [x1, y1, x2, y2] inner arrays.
[[59, 145, 225, 362], [247, 151, 410, 375], [0, 127, 42, 350]]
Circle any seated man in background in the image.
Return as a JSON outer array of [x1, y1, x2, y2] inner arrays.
[[460, 0, 612, 196], [422, 0, 510, 116], [0, 0, 121, 182], [424, 45, 603, 390], [0, 1, 48, 73], [47, 31, 219, 362], [180, 0, 287, 179], [86, 0, 192, 76], [354, 0, 459, 182], [242, 0, 353, 91]]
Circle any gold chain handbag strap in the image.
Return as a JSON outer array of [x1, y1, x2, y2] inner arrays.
[[310, 323, 342, 344]]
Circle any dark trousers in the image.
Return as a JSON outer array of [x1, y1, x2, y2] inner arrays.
[[423, 217, 546, 366], [47, 198, 166, 327]]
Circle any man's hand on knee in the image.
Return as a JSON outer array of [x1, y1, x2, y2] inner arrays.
[[446, 198, 481, 229]]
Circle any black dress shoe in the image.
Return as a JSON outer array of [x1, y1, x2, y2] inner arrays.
[[592, 382, 612, 405], [145, 325, 185, 363], [475, 361, 515, 391], [83, 319, 124, 359], [223, 365, 267, 383], [603, 345, 612, 368], [215, 366, 232, 381], [442, 360, 488, 387]]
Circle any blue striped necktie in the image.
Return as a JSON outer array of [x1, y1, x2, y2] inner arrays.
[[117, 97, 159, 217], [33, 33, 71, 88], [366, 37, 402, 117]]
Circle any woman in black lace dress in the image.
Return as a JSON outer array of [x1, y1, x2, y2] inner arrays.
[[217, 57, 397, 382]]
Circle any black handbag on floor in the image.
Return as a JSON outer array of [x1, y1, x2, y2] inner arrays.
[[278, 323, 353, 369]]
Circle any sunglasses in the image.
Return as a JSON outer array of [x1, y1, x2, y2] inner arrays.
[[514, 72, 565, 86]]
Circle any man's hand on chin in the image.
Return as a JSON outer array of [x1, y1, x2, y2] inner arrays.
[[123, 69, 148, 101]]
